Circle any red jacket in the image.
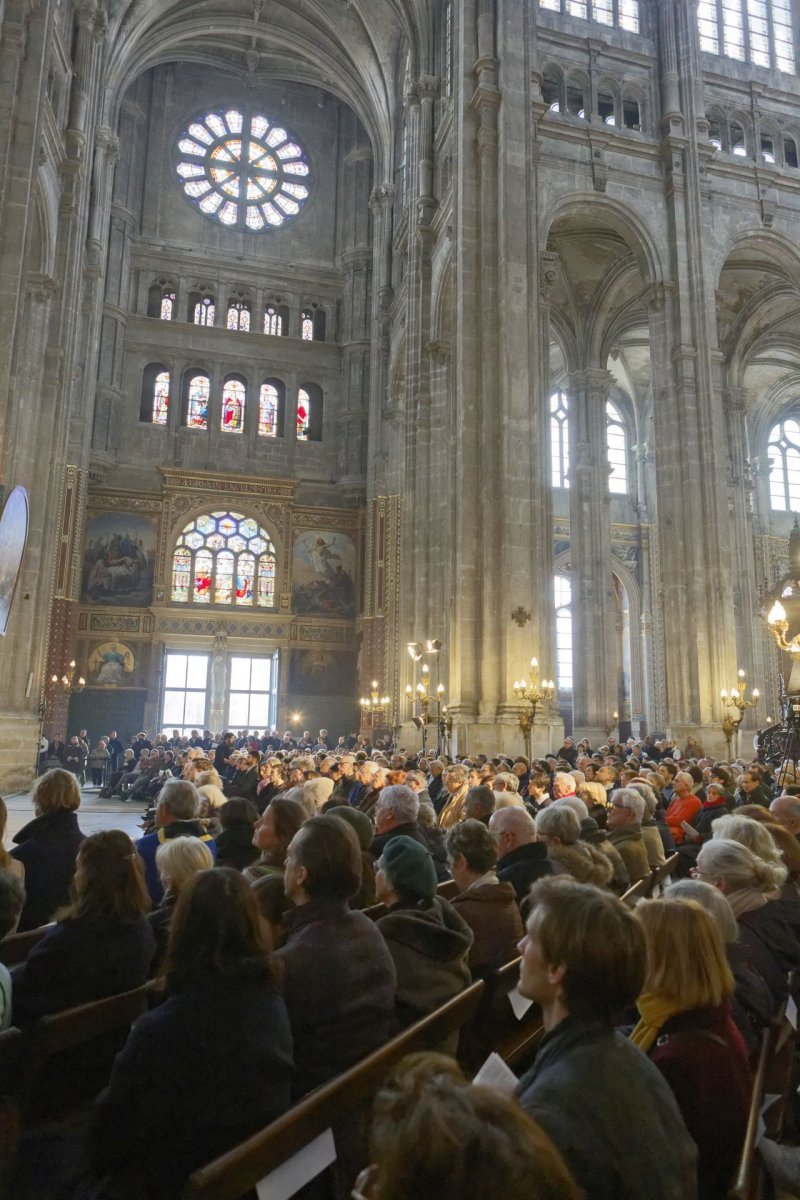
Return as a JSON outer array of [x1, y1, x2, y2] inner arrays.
[[665, 793, 702, 843]]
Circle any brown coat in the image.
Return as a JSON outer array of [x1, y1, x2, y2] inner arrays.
[[608, 826, 651, 885], [547, 842, 614, 888], [437, 783, 469, 830], [450, 881, 524, 972]]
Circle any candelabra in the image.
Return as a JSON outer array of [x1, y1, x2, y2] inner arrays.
[[606, 711, 619, 742], [720, 669, 759, 758], [51, 661, 85, 694], [513, 658, 554, 761], [405, 660, 446, 755], [360, 680, 391, 728]]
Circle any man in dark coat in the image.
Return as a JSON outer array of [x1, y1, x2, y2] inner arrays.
[[489, 807, 555, 904], [276, 815, 396, 1097], [516, 877, 697, 1200], [135, 779, 216, 905], [223, 748, 260, 802]]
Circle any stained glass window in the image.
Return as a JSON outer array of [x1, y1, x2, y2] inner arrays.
[[697, 0, 795, 71], [297, 388, 311, 440], [152, 371, 170, 425], [221, 379, 245, 433], [264, 305, 283, 336], [194, 296, 215, 326], [227, 301, 251, 332], [176, 109, 312, 231], [187, 374, 210, 429], [301, 309, 314, 341], [554, 574, 573, 692], [259, 383, 279, 437], [768, 417, 800, 511], [160, 292, 176, 321], [607, 401, 628, 494], [538, 0, 639, 33], [550, 391, 570, 488], [171, 512, 277, 608]]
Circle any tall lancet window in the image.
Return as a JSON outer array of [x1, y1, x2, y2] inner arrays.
[[550, 390, 570, 488], [768, 415, 800, 511]]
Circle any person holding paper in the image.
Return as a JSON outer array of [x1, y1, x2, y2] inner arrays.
[[516, 877, 698, 1200]]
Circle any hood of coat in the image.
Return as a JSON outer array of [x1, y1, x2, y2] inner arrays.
[[453, 881, 519, 909], [378, 895, 474, 962], [548, 841, 614, 887]]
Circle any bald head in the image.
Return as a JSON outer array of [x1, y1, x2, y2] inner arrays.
[[770, 794, 800, 836], [489, 806, 537, 850]]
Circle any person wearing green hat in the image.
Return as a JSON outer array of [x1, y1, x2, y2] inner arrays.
[[327, 805, 376, 908], [375, 835, 473, 1030]]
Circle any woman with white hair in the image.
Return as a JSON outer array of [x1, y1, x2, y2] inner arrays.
[[149, 836, 214, 971], [695, 839, 800, 1002], [534, 805, 613, 888]]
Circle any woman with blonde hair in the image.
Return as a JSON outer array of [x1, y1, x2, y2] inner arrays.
[[695, 838, 800, 1001], [149, 836, 214, 971], [632, 898, 750, 1200], [10, 768, 85, 931]]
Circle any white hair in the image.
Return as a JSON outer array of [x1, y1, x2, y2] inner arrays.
[[611, 788, 645, 823], [553, 796, 589, 822], [375, 785, 420, 825]]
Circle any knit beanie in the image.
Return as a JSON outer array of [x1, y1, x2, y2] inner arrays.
[[381, 835, 437, 902], [328, 805, 373, 851]]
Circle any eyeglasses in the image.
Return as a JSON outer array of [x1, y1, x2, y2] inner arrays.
[[690, 867, 713, 879]]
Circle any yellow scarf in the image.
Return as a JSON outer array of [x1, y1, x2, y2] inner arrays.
[[629, 993, 683, 1054]]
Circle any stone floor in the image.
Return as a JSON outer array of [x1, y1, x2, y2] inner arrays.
[[4, 786, 147, 843]]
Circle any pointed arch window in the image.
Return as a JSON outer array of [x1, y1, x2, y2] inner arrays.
[[171, 512, 277, 609], [221, 377, 245, 433], [259, 381, 283, 437], [550, 390, 570, 488], [193, 296, 216, 326], [264, 305, 284, 336], [297, 388, 311, 440], [697, 0, 795, 72], [768, 415, 800, 511], [607, 401, 628, 494], [538, 0, 639, 34], [226, 300, 251, 332], [554, 574, 573, 693], [186, 374, 210, 429], [160, 292, 176, 321], [140, 363, 170, 425], [301, 309, 314, 341]]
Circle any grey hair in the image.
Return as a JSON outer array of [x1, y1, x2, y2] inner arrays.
[[552, 771, 577, 796], [535, 804, 581, 846], [303, 777, 335, 811], [283, 785, 314, 819], [158, 778, 199, 820], [711, 815, 783, 865], [627, 781, 658, 818], [375, 784, 420, 826], [444, 764, 468, 784], [489, 806, 536, 840], [405, 770, 427, 789], [611, 788, 646, 823], [553, 796, 589, 822], [668, 879, 739, 945], [494, 772, 520, 792], [155, 836, 214, 890], [697, 838, 787, 892]]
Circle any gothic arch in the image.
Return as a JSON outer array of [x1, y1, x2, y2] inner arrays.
[[542, 193, 666, 290]]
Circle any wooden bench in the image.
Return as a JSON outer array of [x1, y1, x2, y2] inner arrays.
[[363, 878, 459, 922], [730, 1025, 773, 1200], [620, 875, 651, 906], [458, 956, 544, 1075], [649, 852, 680, 898], [185, 979, 485, 1200], [0, 927, 49, 967]]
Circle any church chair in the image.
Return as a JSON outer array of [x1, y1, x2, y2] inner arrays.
[[729, 1025, 773, 1200], [649, 852, 680, 898], [0, 926, 50, 967], [620, 875, 651, 907], [185, 978, 485, 1200]]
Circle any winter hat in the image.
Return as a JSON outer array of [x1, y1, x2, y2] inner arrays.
[[381, 835, 437, 902], [328, 805, 373, 851]]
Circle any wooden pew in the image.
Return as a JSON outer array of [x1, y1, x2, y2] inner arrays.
[[729, 1025, 772, 1200], [649, 852, 680, 898], [363, 878, 459, 923], [0, 927, 49, 967], [458, 956, 544, 1075], [185, 979, 485, 1200], [620, 875, 651, 907]]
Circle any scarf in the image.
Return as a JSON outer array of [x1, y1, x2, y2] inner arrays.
[[630, 992, 684, 1053], [726, 888, 768, 919]]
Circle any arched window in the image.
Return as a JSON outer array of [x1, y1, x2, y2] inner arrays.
[[186, 373, 210, 429], [554, 574, 573, 693], [622, 92, 642, 130], [784, 134, 799, 168], [263, 305, 284, 336], [300, 306, 326, 341], [226, 300, 251, 332], [598, 83, 617, 126], [607, 401, 628, 494], [147, 281, 177, 318], [538, 0, 639, 34], [550, 390, 570, 488], [160, 291, 176, 321], [697, 0, 795, 72], [566, 73, 588, 119], [301, 309, 314, 341], [730, 120, 748, 157], [140, 363, 170, 424], [258, 380, 285, 437], [171, 512, 277, 609], [761, 131, 777, 163], [221, 376, 246, 433], [542, 65, 564, 112], [768, 415, 800, 511], [297, 383, 323, 442], [192, 295, 216, 326]]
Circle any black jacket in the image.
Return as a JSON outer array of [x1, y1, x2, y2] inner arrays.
[[11, 910, 155, 1022], [224, 766, 260, 803], [215, 824, 260, 871], [274, 899, 396, 1097], [496, 842, 555, 903], [88, 972, 293, 1200], [10, 808, 86, 931], [737, 896, 800, 1002], [517, 1016, 697, 1200]]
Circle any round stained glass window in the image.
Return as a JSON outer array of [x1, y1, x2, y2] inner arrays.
[[176, 109, 312, 232]]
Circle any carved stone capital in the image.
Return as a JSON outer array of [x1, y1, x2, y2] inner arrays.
[[95, 127, 120, 161], [26, 273, 60, 303], [370, 183, 395, 211]]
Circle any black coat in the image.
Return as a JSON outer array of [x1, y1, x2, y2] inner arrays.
[[214, 824, 259, 871], [224, 766, 260, 803], [11, 910, 155, 1022], [88, 973, 293, 1200], [371, 822, 449, 880], [10, 808, 86, 931], [496, 842, 556, 903], [737, 897, 800, 1002], [274, 899, 396, 1097]]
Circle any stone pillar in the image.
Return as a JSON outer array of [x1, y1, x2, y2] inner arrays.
[[43, 465, 88, 740], [337, 124, 373, 486], [568, 368, 618, 742]]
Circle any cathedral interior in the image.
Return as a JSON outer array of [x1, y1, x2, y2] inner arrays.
[[1, 0, 800, 788]]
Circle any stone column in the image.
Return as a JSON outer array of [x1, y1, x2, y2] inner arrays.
[[337, 124, 373, 487], [43, 465, 88, 740]]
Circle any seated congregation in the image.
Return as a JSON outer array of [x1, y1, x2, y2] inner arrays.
[[2, 734, 800, 1200]]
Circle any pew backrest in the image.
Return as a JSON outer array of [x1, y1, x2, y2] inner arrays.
[[0, 927, 49, 967], [620, 875, 651, 906], [650, 852, 680, 898]]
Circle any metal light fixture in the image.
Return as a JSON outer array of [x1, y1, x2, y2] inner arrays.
[[51, 661, 85, 693], [513, 658, 554, 760], [720, 669, 759, 758]]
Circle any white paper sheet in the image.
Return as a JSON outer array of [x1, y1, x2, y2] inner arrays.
[[756, 1093, 781, 1145], [787, 995, 798, 1031], [473, 1051, 519, 1096], [256, 1128, 337, 1200], [508, 984, 534, 1020]]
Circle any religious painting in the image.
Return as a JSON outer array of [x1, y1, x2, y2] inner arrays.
[[87, 641, 136, 686], [0, 486, 29, 636], [288, 649, 357, 696], [292, 531, 356, 617], [81, 513, 156, 607]]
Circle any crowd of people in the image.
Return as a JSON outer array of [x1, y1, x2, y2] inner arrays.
[[2, 723, 800, 1198]]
